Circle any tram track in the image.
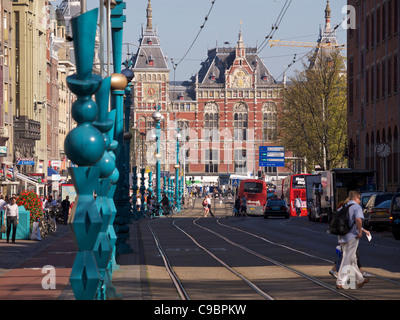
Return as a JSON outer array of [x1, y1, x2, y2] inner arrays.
[[216, 216, 400, 288], [146, 217, 355, 300], [143, 198, 399, 300]]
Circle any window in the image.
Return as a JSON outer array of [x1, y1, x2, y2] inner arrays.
[[233, 103, 248, 141], [263, 102, 277, 141], [243, 182, 263, 193], [204, 103, 219, 141], [234, 149, 247, 173], [205, 149, 218, 173]]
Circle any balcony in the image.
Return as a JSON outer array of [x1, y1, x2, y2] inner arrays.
[[14, 116, 41, 141]]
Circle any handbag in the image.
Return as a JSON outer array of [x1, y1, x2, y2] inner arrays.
[[1, 224, 6, 233]]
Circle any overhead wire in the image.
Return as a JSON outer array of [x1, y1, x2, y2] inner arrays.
[[257, 0, 293, 54], [275, 17, 347, 81]]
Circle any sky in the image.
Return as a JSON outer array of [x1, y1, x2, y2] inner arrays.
[[52, 0, 347, 82]]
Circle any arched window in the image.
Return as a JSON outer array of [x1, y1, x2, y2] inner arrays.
[[204, 102, 219, 141], [262, 102, 278, 141], [233, 102, 248, 141]]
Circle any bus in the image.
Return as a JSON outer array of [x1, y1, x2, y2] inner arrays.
[[237, 179, 267, 216], [279, 174, 311, 217]]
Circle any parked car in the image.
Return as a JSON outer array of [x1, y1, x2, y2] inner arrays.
[[360, 192, 378, 210], [363, 192, 395, 229], [367, 200, 392, 231], [389, 193, 400, 240], [264, 199, 289, 219]]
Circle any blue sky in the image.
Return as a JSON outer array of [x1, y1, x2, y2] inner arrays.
[[53, 0, 347, 82]]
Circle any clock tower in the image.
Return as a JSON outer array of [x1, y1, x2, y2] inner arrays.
[[132, 0, 170, 123]]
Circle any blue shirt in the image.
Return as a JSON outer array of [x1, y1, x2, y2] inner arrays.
[[338, 200, 364, 244]]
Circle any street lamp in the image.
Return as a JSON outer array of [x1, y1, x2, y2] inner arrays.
[[175, 129, 181, 212], [152, 106, 162, 210]]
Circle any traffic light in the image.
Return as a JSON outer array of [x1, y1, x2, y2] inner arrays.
[[242, 149, 247, 157], [257, 170, 262, 179]]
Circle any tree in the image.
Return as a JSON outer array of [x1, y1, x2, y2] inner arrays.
[[279, 50, 347, 172]]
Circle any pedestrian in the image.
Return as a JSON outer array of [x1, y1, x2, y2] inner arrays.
[[0, 195, 6, 233], [329, 196, 371, 279], [234, 196, 241, 216], [61, 196, 70, 225], [3, 197, 19, 243], [0, 195, 6, 215], [294, 195, 302, 217], [240, 195, 248, 217], [136, 195, 141, 211], [206, 195, 215, 217], [203, 196, 209, 217], [336, 190, 370, 289], [161, 194, 169, 215]]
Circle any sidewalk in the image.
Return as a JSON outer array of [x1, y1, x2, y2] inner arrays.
[[0, 198, 230, 300]]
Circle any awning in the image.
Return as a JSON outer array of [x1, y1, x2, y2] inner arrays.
[[47, 167, 59, 176]]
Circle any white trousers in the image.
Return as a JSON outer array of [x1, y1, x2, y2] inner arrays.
[[337, 238, 364, 288]]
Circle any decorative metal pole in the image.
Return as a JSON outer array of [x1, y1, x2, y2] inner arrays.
[[65, 8, 105, 300], [152, 106, 162, 215], [110, 0, 131, 255], [174, 128, 181, 212]]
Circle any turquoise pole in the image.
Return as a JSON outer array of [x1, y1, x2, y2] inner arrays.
[[65, 8, 105, 300], [110, 0, 132, 256]]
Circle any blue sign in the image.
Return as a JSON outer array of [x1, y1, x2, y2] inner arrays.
[[259, 146, 285, 167], [16, 159, 35, 166]]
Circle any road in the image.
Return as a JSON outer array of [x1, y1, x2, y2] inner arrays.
[[135, 198, 400, 300]]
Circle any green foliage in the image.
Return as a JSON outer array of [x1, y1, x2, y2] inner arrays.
[[280, 50, 347, 171]]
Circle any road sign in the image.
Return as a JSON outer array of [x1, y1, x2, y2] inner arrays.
[[259, 146, 285, 167]]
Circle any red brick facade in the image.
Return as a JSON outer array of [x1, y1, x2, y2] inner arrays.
[[347, 0, 399, 191]]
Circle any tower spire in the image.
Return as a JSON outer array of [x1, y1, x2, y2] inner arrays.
[[146, 0, 153, 31], [325, 0, 331, 32]]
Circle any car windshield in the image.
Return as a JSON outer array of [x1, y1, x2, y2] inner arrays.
[[375, 200, 391, 209], [376, 194, 394, 205], [267, 200, 286, 206], [244, 182, 263, 193]]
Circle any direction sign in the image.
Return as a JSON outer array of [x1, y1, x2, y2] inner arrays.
[[259, 146, 285, 167]]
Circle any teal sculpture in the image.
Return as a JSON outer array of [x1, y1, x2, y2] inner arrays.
[[65, 8, 105, 300]]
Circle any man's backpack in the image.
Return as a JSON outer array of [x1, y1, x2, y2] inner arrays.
[[328, 203, 355, 235]]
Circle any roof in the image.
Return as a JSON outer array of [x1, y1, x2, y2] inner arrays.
[[197, 46, 275, 85]]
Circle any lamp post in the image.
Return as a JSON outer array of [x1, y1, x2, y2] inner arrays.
[[174, 128, 181, 212], [152, 106, 162, 210]]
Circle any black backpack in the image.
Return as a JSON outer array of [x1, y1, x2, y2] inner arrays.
[[328, 203, 355, 235]]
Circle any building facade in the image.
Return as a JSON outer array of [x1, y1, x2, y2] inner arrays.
[[0, 0, 14, 193], [132, 0, 291, 184], [347, 0, 399, 191]]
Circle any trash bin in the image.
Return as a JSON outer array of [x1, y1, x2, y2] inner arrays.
[[1, 206, 31, 240]]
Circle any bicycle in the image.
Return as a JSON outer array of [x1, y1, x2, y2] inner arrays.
[[40, 208, 57, 237]]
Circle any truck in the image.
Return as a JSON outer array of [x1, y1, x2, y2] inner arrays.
[[304, 174, 322, 221], [317, 168, 376, 222]]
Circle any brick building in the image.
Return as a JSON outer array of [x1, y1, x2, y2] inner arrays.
[[347, 0, 399, 191], [132, 0, 292, 185]]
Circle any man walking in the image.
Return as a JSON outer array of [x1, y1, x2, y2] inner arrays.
[[4, 197, 19, 243], [61, 196, 71, 225], [294, 195, 302, 217], [336, 190, 370, 289], [206, 195, 215, 217]]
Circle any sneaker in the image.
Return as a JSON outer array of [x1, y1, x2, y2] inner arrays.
[[357, 277, 370, 288], [362, 271, 372, 278], [329, 269, 338, 278]]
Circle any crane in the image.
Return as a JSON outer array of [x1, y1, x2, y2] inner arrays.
[[269, 40, 346, 50]]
